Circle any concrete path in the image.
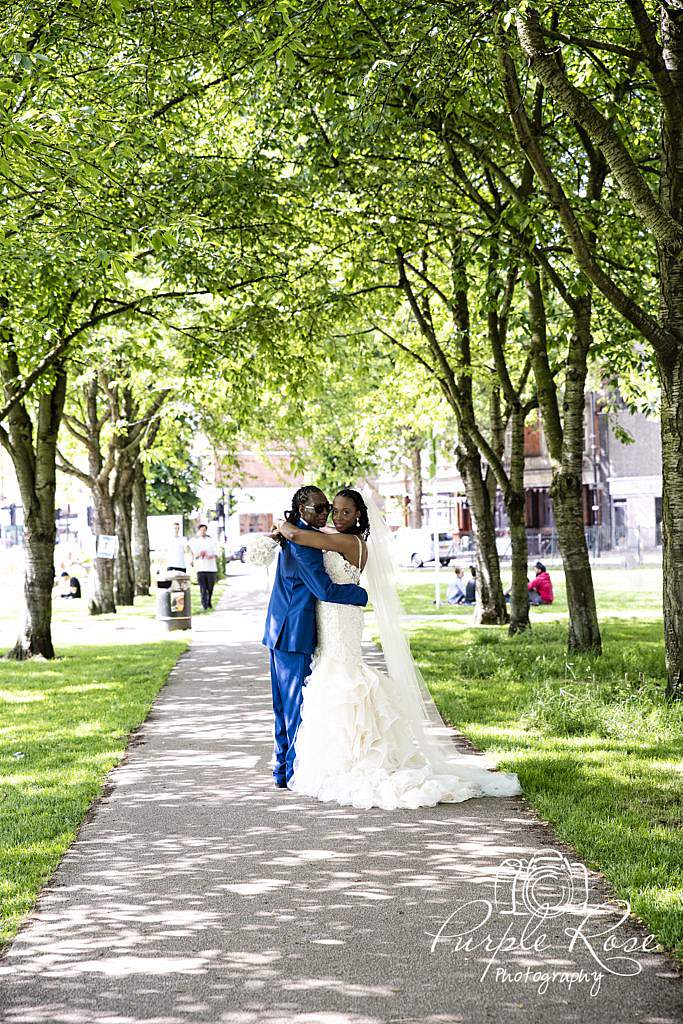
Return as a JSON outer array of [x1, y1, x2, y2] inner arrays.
[[0, 570, 680, 1024]]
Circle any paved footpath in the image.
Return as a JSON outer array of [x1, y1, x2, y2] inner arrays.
[[1, 570, 681, 1024]]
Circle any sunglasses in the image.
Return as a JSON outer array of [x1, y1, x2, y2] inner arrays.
[[302, 502, 332, 515]]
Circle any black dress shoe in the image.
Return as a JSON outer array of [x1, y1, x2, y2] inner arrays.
[[274, 779, 288, 789]]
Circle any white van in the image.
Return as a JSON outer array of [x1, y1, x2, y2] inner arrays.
[[393, 526, 455, 567]]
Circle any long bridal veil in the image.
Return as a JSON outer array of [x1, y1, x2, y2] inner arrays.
[[361, 486, 522, 795]]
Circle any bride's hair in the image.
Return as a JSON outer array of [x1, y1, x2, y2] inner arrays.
[[335, 488, 370, 540]]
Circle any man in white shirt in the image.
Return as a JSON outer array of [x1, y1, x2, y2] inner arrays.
[[166, 522, 188, 573], [189, 523, 218, 609]]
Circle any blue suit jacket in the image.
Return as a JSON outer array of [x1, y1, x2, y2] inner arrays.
[[262, 522, 368, 654]]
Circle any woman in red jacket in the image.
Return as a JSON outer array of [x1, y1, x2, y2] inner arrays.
[[528, 562, 554, 605]]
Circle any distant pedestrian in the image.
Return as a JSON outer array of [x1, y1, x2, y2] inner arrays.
[[446, 566, 467, 605], [528, 562, 554, 606], [190, 524, 218, 609], [166, 522, 188, 573], [465, 565, 476, 605]]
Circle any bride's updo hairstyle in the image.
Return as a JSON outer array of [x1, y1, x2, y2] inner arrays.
[[335, 488, 370, 540]]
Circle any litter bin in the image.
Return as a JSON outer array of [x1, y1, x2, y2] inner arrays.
[[156, 573, 192, 631]]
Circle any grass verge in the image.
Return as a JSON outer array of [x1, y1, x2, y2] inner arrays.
[[0, 640, 187, 947], [408, 616, 683, 960], [398, 565, 663, 618]]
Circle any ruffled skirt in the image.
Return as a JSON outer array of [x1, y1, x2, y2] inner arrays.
[[289, 651, 521, 810]]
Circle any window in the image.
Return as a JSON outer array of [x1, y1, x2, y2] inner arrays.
[[524, 425, 543, 457], [525, 488, 555, 529], [239, 513, 273, 534]]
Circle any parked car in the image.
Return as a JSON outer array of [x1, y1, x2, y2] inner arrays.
[[226, 532, 274, 563], [226, 542, 247, 563], [393, 526, 455, 567]]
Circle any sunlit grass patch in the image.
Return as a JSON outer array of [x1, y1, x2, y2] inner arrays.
[[407, 616, 683, 959], [0, 641, 186, 947]]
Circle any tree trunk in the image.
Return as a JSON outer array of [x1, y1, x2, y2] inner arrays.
[[456, 442, 508, 625], [2, 368, 67, 659], [506, 407, 530, 634], [132, 461, 151, 596], [114, 471, 135, 606], [526, 277, 601, 652], [10, 533, 56, 660], [659, 353, 683, 699], [551, 469, 601, 652], [658, 7, 683, 698], [410, 444, 423, 528], [557, 301, 602, 653], [90, 484, 117, 615]]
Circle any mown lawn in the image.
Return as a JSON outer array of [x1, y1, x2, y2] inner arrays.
[[399, 564, 663, 618], [0, 641, 187, 947], [0, 578, 228, 640], [405, 610, 683, 960]]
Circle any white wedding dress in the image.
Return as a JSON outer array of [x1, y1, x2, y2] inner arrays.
[[289, 549, 522, 810]]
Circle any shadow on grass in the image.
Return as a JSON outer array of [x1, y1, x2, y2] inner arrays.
[[0, 641, 187, 945], [407, 617, 683, 959]]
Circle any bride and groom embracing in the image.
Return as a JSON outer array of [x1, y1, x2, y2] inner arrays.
[[262, 484, 522, 810]]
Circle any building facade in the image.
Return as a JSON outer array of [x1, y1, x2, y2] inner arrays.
[[374, 395, 663, 555]]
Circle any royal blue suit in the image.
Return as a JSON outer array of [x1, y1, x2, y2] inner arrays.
[[263, 521, 368, 784]]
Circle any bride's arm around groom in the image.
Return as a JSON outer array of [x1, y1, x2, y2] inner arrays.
[[261, 496, 367, 788]]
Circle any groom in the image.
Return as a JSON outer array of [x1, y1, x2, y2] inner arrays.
[[262, 485, 368, 788]]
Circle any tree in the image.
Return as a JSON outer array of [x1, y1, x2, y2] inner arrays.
[[234, 0, 611, 643], [497, 2, 683, 692], [58, 351, 170, 611], [147, 458, 202, 518], [0, 360, 66, 659], [0, 0, 297, 645]]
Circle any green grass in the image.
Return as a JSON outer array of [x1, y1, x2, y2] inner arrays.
[[0, 572, 227, 948], [399, 565, 663, 618], [0, 641, 187, 947], [406, 613, 683, 959], [0, 578, 228, 638], [54, 578, 228, 624]]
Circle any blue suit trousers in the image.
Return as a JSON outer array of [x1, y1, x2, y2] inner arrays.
[[269, 649, 311, 784]]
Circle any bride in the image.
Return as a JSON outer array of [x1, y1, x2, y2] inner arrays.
[[273, 487, 522, 810]]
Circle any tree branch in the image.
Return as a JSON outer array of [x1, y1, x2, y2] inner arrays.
[[56, 449, 92, 486], [516, 7, 683, 252], [498, 34, 678, 359], [624, 0, 681, 119], [370, 323, 439, 378], [539, 26, 643, 62], [151, 74, 231, 119]]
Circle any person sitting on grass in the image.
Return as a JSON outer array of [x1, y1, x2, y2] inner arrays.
[[446, 566, 467, 605], [465, 565, 476, 605], [528, 562, 554, 606], [58, 571, 82, 599]]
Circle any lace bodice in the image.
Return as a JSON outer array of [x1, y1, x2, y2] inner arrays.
[[322, 548, 361, 584], [313, 550, 363, 667]]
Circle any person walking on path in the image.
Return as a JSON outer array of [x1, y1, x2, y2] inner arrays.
[[166, 521, 188, 573], [262, 485, 368, 789], [189, 523, 218, 609]]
